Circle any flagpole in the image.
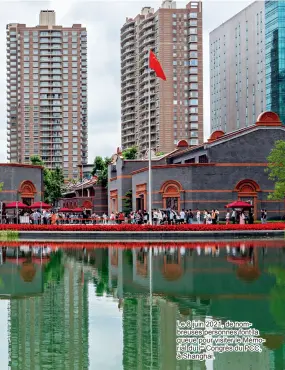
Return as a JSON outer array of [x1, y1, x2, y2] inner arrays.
[[149, 246, 153, 369], [148, 50, 153, 225]]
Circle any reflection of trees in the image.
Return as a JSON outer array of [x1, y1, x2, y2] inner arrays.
[[93, 250, 110, 296], [43, 250, 64, 285], [268, 267, 285, 328]]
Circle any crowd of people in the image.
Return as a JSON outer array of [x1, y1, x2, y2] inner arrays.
[[2, 206, 266, 225], [2, 208, 100, 224], [108, 208, 258, 225]]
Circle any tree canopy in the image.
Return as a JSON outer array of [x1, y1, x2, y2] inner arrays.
[[156, 151, 165, 156], [122, 189, 132, 215], [30, 155, 64, 205], [91, 156, 112, 188], [122, 146, 137, 160], [266, 140, 285, 200]]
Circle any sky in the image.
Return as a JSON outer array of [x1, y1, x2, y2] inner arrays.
[[0, 0, 254, 163]]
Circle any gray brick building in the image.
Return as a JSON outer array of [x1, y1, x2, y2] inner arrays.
[[108, 111, 285, 220], [0, 163, 43, 205]]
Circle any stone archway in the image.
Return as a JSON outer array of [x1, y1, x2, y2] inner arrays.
[[234, 179, 261, 220], [160, 180, 184, 211], [18, 180, 37, 206]]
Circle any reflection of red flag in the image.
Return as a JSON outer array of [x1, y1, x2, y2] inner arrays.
[[149, 50, 166, 81]]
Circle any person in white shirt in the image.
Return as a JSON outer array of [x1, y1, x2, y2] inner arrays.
[[196, 209, 201, 224], [231, 210, 236, 224], [153, 209, 159, 225], [157, 210, 163, 225], [226, 211, 230, 225], [102, 213, 107, 224], [206, 212, 212, 224], [180, 209, 185, 224]]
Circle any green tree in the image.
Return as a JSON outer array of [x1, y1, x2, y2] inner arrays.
[[266, 140, 285, 200], [44, 167, 65, 205], [122, 189, 132, 216], [122, 146, 137, 160], [44, 250, 65, 285], [91, 156, 111, 188], [92, 156, 105, 175], [30, 154, 44, 166], [155, 151, 165, 156], [30, 156, 64, 205], [93, 249, 110, 296]]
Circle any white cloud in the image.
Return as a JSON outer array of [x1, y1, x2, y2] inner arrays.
[[0, 0, 253, 163]]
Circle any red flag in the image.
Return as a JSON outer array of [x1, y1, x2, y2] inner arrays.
[[149, 50, 166, 81]]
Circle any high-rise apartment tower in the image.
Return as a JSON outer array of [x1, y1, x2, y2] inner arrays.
[[121, 0, 203, 158], [6, 10, 88, 178]]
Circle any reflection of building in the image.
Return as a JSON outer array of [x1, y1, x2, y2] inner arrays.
[[6, 10, 88, 178], [109, 112, 285, 219], [8, 259, 89, 369], [121, 1, 203, 157], [122, 295, 207, 370], [0, 260, 43, 297], [107, 245, 285, 369], [108, 247, 208, 369]]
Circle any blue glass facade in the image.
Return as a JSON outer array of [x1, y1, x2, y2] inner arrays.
[[265, 0, 285, 123]]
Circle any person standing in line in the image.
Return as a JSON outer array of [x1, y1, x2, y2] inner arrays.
[[231, 209, 236, 224], [226, 211, 230, 225], [110, 212, 115, 224], [215, 209, 220, 224], [261, 209, 265, 224], [240, 211, 245, 225], [153, 209, 158, 225], [211, 210, 216, 224], [206, 211, 212, 224], [263, 209, 267, 224], [188, 209, 194, 224], [180, 208, 185, 224], [196, 209, 201, 224], [102, 213, 108, 224], [203, 210, 207, 224]]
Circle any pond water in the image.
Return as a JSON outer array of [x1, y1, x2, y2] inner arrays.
[[0, 240, 285, 369]]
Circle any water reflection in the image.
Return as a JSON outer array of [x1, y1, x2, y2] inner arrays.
[[0, 241, 285, 369], [5, 246, 89, 370]]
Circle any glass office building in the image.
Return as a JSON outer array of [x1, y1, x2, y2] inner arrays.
[[265, 0, 285, 124], [210, 1, 265, 134], [210, 1, 285, 134]]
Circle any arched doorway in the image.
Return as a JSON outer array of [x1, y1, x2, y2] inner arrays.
[[162, 249, 184, 281], [159, 180, 183, 211], [136, 183, 147, 211], [18, 180, 37, 206], [136, 249, 148, 277], [110, 190, 118, 213], [234, 179, 261, 220]]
